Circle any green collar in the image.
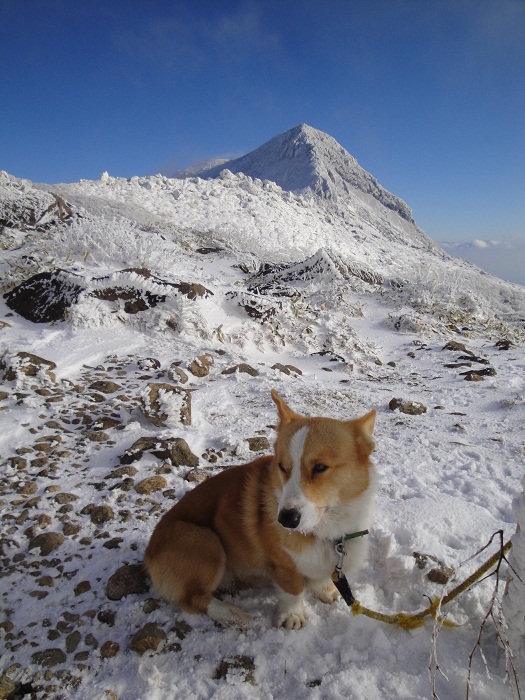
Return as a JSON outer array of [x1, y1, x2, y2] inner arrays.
[[336, 529, 369, 545]]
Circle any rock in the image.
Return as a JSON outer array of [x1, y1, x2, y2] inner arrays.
[[66, 630, 82, 654], [388, 398, 427, 415], [106, 564, 149, 600], [84, 430, 110, 443], [119, 436, 198, 467], [74, 581, 91, 596], [427, 567, 453, 584], [62, 523, 80, 537], [3, 270, 83, 323], [130, 623, 166, 655], [167, 364, 189, 384], [97, 609, 116, 626], [175, 282, 213, 300], [88, 380, 122, 394], [32, 648, 67, 667], [141, 383, 191, 427], [137, 357, 161, 371], [215, 655, 256, 685], [0, 674, 16, 699], [54, 492, 78, 505], [92, 416, 122, 431], [221, 363, 259, 377], [90, 505, 114, 525], [187, 354, 214, 378], [0, 351, 57, 382], [460, 368, 496, 380], [271, 363, 302, 376], [443, 341, 471, 354], [134, 476, 167, 495], [165, 438, 199, 467], [100, 640, 120, 659], [28, 532, 64, 556], [462, 371, 484, 382], [247, 437, 270, 452], [119, 437, 158, 464]]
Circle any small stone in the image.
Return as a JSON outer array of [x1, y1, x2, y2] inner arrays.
[[167, 364, 188, 384], [215, 655, 256, 685], [90, 506, 114, 525], [271, 363, 302, 376], [97, 609, 116, 626], [141, 383, 192, 427], [84, 431, 110, 443], [0, 674, 16, 698], [134, 476, 167, 495], [100, 640, 120, 659], [28, 532, 64, 556], [247, 437, 270, 452], [85, 633, 98, 649], [187, 354, 214, 378], [138, 357, 161, 371], [172, 620, 192, 640], [36, 575, 54, 587], [74, 581, 91, 596], [443, 341, 471, 353], [222, 363, 259, 377], [106, 564, 149, 600], [130, 623, 166, 655], [427, 567, 454, 585], [63, 522, 81, 536], [54, 492, 78, 505], [32, 648, 67, 667], [388, 398, 427, 415], [66, 630, 82, 654], [88, 381, 122, 394]]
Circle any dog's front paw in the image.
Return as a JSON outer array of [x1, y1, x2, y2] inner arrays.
[[276, 609, 307, 630], [310, 580, 340, 604]]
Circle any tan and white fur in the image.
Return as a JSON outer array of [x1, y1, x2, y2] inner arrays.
[[144, 389, 376, 629]]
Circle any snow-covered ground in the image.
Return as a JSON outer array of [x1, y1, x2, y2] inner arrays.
[[1, 125, 524, 699]]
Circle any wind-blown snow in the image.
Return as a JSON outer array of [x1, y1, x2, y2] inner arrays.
[[1, 124, 524, 699]]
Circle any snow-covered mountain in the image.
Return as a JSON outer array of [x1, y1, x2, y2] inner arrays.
[[193, 124, 415, 221], [1, 127, 524, 699]]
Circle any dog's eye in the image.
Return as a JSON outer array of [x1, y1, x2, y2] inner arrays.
[[312, 463, 328, 476], [278, 462, 287, 474]]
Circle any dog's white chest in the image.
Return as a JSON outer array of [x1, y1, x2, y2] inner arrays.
[[285, 540, 337, 581]]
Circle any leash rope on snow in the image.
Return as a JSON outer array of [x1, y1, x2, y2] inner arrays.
[[348, 537, 512, 631]]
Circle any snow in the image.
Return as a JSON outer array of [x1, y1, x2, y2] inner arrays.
[[1, 124, 525, 698]]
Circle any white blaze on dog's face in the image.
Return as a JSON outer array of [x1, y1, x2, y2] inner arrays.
[[270, 389, 376, 534]]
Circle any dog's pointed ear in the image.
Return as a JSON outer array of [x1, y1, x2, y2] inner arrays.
[[356, 409, 376, 438], [271, 389, 299, 424], [351, 409, 376, 459]]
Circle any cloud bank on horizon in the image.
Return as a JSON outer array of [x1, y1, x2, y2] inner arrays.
[[441, 239, 525, 287]]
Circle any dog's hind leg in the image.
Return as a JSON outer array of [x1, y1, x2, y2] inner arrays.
[[145, 520, 252, 625]]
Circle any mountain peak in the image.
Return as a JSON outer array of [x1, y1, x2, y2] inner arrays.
[[191, 124, 414, 223]]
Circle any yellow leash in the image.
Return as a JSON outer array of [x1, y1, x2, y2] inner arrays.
[[349, 539, 512, 630]]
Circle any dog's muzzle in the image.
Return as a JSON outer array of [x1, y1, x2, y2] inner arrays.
[[278, 507, 301, 529]]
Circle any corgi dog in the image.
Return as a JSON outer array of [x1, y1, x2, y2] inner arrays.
[[144, 389, 376, 629]]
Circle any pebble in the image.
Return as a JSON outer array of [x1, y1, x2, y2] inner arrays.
[[130, 623, 166, 655], [28, 532, 64, 556], [106, 564, 149, 600], [134, 476, 168, 494]]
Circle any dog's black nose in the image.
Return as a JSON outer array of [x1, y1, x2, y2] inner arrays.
[[278, 508, 301, 529]]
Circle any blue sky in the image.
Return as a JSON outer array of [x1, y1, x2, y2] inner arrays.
[[1, 0, 524, 261]]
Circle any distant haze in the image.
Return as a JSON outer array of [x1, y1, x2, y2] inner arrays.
[[440, 239, 525, 287]]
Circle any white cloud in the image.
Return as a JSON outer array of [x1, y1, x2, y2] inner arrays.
[[440, 238, 525, 286]]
